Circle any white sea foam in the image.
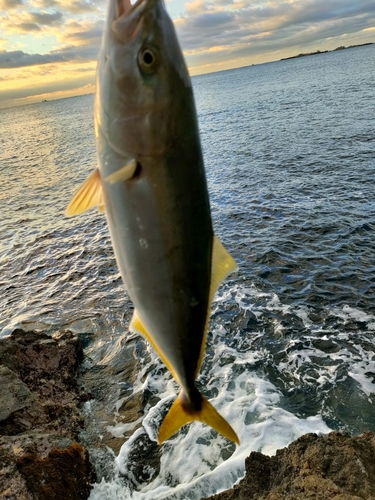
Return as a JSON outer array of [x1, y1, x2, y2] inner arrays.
[[347, 341, 375, 397], [89, 388, 329, 500], [349, 363, 375, 398], [89, 291, 331, 500], [331, 305, 375, 325], [107, 416, 144, 438], [89, 286, 374, 499], [277, 339, 374, 395]]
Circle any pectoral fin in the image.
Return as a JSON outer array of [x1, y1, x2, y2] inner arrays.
[[196, 236, 238, 375], [104, 160, 138, 184], [158, 391, 239, 445], [65, 168, 104, 216]]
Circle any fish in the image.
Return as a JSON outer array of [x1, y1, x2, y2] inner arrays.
[[66, 0, 239, 445]]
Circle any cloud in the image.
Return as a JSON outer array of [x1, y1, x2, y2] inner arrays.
[[175, 0, 375, 59], [185, 0, 206, 15], [59, 19, 104, 45], [0, 0, 104, 105], [0, 2, 103, 70], [31, 0, 58, 7], [0, 43, 99, 68], [65, 0, 100, 13], [1, 0, 375, 106], [2, 9, 65, 34], [31, 0, 100, 13], [0, 50, 48, 68], [0, 74, 94, 100], [30, 0, 101, 12], [17, 22, 41, 31], [0, 0, 24, 8], [30, 10, 63, 25]]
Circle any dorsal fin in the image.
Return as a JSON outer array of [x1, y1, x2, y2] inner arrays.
[[209, 236, 238, 302], [196, 236, 238, 375], [65, 168, 104, 216]]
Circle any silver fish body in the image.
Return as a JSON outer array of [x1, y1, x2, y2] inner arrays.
[[67, 0, 238, 444]]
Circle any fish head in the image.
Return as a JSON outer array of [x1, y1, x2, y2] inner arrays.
[[96, 0, 192, 161]]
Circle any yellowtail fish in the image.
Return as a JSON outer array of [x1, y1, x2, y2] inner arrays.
[[66, 0, 239, 445]]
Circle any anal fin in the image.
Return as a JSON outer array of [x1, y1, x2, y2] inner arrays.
[[130, 310, 182, 386]]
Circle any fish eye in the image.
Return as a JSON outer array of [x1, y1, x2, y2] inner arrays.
[[138, 48, 157, 73]]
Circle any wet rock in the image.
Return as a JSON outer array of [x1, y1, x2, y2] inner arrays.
[[206, 432, 375, 499], [17, 441, 95, 500], [0, 365, 45, 435], [0, 329, 96, 499], [117, 430, 160, 489], [0, 329, 86, 439], [0, 434, 95, 500], [80, 334, 150, 454], [79, 333, 162, 481]]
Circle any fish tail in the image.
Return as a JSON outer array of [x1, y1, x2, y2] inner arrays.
[[158, 390, 239, 445]]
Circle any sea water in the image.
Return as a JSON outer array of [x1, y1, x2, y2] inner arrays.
[[1, 44, 374, 498]]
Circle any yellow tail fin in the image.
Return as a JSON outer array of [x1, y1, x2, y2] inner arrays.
[[158, 392, 239, 445]]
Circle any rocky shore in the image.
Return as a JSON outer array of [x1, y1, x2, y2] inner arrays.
[[280, 42, 374, 60], [1, 329, 375, 499], [206, 432, 375, 499], [0, 329, 96, 499]]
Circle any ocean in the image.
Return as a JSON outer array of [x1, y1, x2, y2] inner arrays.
[[1, 43, 374, 499]]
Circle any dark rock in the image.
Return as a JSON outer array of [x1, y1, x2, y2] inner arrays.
[[0, 329, 96, 499], [80, 334, 150, 453], [78, 333, 163, 482], [0, 329, 86, 439], [11, 329, 83, 395], [0, 365, 45, 435], [0, 434, 95, 499], [17, 442, 95, 500], [0, 438, 29, 500], [0, 340, 19, 374], [206, 432, 375, 499]]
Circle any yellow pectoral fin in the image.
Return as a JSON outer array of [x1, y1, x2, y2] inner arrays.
[[65, 168, 104, 217], [196, 236, 238, 375], [104, 160, 137, 184], [158, 392, 239, 445], [130, 310, 182, 387]]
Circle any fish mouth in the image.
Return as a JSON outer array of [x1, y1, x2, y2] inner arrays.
[[114, 0, 146, 20], [112, 0, 155, 41]]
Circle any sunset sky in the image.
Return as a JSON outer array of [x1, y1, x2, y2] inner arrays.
[[0, 0, 374, 108]]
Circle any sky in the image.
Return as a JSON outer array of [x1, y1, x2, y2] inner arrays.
[[0, 0, 374, 108]]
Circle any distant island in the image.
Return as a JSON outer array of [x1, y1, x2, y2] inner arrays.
[[281, 42, 374, 61]]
